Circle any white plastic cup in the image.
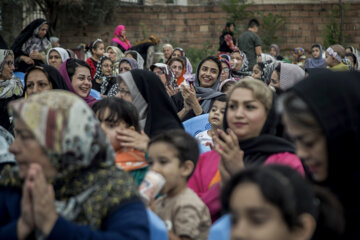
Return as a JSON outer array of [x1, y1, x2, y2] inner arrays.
[[139, 170, 166, 205]]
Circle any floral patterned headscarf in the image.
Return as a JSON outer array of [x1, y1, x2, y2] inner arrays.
[[0, 49, 23, 99], [2, 90, 138, 229]]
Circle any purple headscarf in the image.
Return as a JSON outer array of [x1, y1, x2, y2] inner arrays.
[[58, 59, 97, 106]]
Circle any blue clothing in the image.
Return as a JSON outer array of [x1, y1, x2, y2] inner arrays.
[[0, 187, 150, 240]]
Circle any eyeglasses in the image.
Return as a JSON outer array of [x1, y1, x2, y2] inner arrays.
[[5, 61, 14, 67], [154, 70, 165, 75], [118, 89, 131, 97], [222, 68, 230, 73]]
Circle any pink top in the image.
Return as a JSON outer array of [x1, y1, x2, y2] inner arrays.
[[112, 25, 131, 51], [188, 150, 304, 222]]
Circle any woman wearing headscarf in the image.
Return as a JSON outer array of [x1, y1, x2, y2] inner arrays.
[[92, 56, 117, 96], [58, 58, 97, 106], [188, 78, 304, 222], [230, 50, 252, 79], [150, 63, 178, 96], [304, 44, 327, 69], [11, 18, 52, 72], [269, 44, 284, 61], [116, 69, 183, 138], [0, 90, 149, 240], [170, 48, 193, 81], [0, 49, 23, 133], [24, 64, 69, 97], [171, 56, 225, 121], [106, 46, 124, 75], [46, 47, 70, 70], [345, 46, 360, 69], [124, 50, 144, 70], [218, 22, 238, 55], [131, 34, 160, 70], [111, 25, 131, 52], [280, 71, 360, 239], [269, 62, 305, 92], [118, 57, 138, 74], [293, 47, 306, 69]]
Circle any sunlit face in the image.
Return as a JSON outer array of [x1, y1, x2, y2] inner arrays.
[[101, 59, 113, 76], [153, 67, 166, 85], [93, 43, 105, 58], [26, 69, 52, 96], [312, 47, 321, 59], [148, 142, 191, 196], [9, 118, 57, 179], [115, 81, 132, 103], [269, 71, 280, 89], [170, 60, 183, 79], [231, 52, 243, 71], [119, 61, 132, 74], [198, 60, 219, 88], [48, 50, 62, 70], [0, 54, 15, 80], [209, 100, 226, 129], [220, 62, 230, 82], [172, 50, 182, 58], [230, 183, 295, 240], [226, 88, 267, 141], [37, 24, 48, 39], [269, 47, 277, 57], [252, 64, 262, 80], [163, 46, 174, 59], [282, 113, 328, 182], [71, 66, 92, 98], [107, 48, 116, 62], [96, 108, 133, 152]]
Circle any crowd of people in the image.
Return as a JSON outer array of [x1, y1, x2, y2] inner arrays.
[[0, 17, 360, 240]]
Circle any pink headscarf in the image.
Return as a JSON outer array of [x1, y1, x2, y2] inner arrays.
[[58, 59, 97, 107], [112, 25, 131, 51]]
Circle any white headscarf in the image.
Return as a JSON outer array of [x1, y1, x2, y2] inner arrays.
[[46, 47, 70, 64]]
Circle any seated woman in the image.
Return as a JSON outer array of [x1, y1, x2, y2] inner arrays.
[[219, 58, 232, 84], [167, 56, 186, 85], [119, 57, 138, 74], [93, 56, 119, 97], [171, 56, 225, 121], [169, 47, 193, 81], [24, 64, 69, 96], [124, 50, 144, 69], [0, 90, 149, 240], [11, 18, 52, 72], [0, 49, 23, 133], [58, 58, 97, 106], [150, 63, 178, 96], [106, 46, 124, 75], [304, 44, 327, 69], [222, 165, 344, 240], [269, 62, 305, 92], [269, 44, 284, 61], [46, 47, 70, 70], [130, 34, 160, 70], [293, 47, 306, 69], [230, 50, 251, 79], [115, 69, 183, 138], [188, 78, 304, 222], [280, 71, 360, 238]]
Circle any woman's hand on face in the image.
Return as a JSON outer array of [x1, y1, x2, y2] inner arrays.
[[212, 128, 245, 176], [116, 129, 150, 152], [17, 178, 35, 240], [28, 164, 58, 236], [21, 55, 35, 65]]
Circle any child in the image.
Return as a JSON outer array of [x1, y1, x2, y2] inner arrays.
[[293, 47, 306, 69], [86, 39, 105, 79], [304, 44, 327, 69], [325, 44, 349, 71], [92, 97, 149, 185], [147, 130, 211, 240], [195, 95, 227, 148], [251, 62, 265, 81]]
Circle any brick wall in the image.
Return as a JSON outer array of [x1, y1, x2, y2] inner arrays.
[[57, 3, 360, 57]]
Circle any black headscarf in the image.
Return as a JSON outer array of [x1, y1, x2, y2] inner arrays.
[[11, 18, 50, 72], [118, 69, 183, 137], [290, 71, 360, 239], [23, 64, 69, 95], [223, 90, 295, 166]]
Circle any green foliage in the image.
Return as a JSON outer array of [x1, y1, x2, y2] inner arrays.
[[220, 0, 253, 29], [322, 3, 349, 48], [139, 22, 148, 40], [256, 11, 286, 50], [185, 42, 217, 70]]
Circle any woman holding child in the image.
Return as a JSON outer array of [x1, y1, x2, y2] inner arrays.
[[188, 78, 304, 222]]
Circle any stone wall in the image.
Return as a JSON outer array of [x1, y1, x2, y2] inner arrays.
[[57, 3, 360, 57]]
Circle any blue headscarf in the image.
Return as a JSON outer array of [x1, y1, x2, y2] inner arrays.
[[306, 44, 326, 69]]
